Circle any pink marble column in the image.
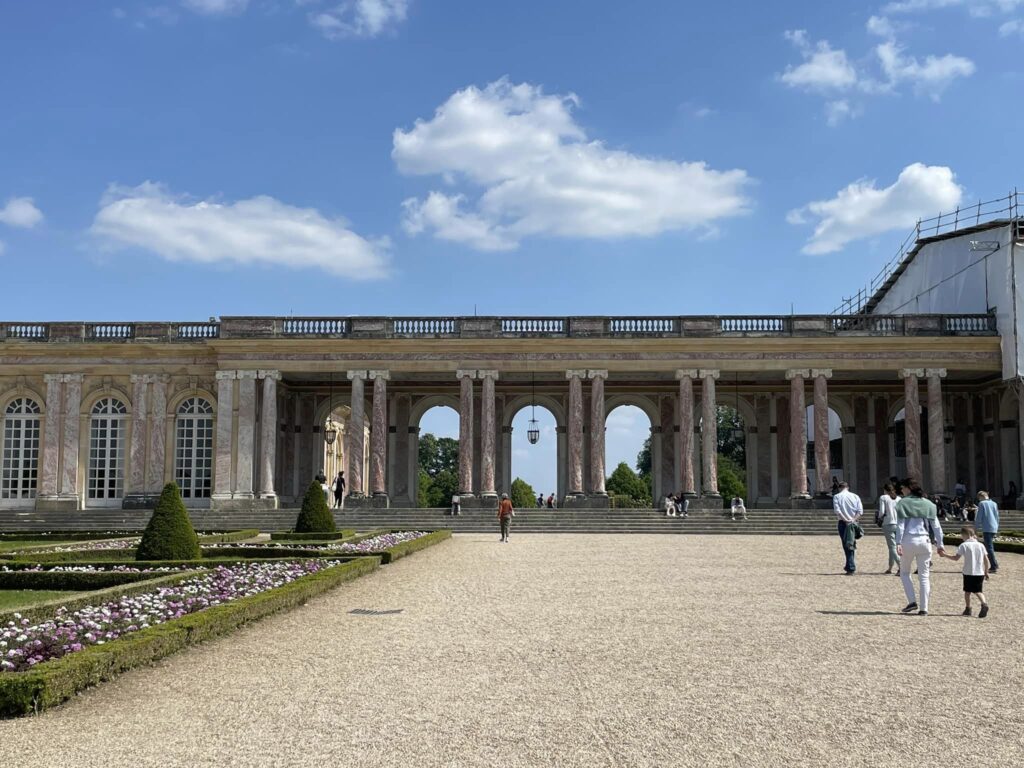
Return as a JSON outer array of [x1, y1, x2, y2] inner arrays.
[[676, 370, 697, 496], [369, 370, 390, 497], [259, 371, 281, 499], [588, 370, 608, 495], [479, 370, 498, 499], [59, 374, 83, 500], [147, 375, 169, 494], [926, 369, 948, 494], [566, 370, 586, 496], [700, 370, 720, 496], [213, 371, 235, 499], [39, 374, 63, 499], [347, 371, 368, 497], [786, 369, 810, 498], [234, 371, 258, 499], [456, 370, 476, 495], [902, 368, 924, 482], [812, 369, 832, 495], [127, 374, 149, 496]]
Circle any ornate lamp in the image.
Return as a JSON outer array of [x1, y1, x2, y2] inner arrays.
[[528, 373, 540, 445], [324, 371, 338, 446]]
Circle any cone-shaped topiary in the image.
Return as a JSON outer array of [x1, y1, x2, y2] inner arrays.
[[294, 480, 337, 533], [136, 483, 201, 561]]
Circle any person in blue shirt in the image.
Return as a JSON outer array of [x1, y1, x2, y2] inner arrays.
[[974, 491, 1000, 574]]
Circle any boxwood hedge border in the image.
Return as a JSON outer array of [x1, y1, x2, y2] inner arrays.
[[943, 534, 1024, 555], [0, 556, 381, 717], [343, 529, 452, 564], [270, 529, 356, 541], [0, 569, 195, 593]]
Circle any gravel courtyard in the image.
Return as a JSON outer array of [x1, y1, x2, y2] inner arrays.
[[3, 534, 1022, 767]]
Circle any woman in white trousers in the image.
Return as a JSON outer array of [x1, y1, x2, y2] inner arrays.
[[895, 479, 945, 616]]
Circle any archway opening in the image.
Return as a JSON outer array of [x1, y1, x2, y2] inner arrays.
[[806, 405, 844, 495], [417, 405, 459, 507], [510, 405, 556, 508], [605, 405, 652, 507], [322, 404, 351, 496], [715, 404, 747, 504]]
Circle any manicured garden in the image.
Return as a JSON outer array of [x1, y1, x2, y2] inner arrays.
[[0, 481, 451, 716]]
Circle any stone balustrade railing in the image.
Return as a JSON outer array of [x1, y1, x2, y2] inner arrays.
[[0, 313, 998, 343]]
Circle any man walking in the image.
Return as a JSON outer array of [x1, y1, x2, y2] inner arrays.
[[498, 493, 515, 542], [832, 481, 864, 574], [974, 491, 1000, 574]]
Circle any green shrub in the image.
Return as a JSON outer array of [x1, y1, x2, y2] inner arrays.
[[197, 529, 260, 544], [136, 484, 200, 561], [609, 494, 647, 509], [0, 570, 181, 592], [606, 462, 651, 505], [943, 534, 1024, 555], [0, 557, 380, 716], [294, 481, 336, 534], [510, 478, 537, 509], [270, 529, 356, 541]]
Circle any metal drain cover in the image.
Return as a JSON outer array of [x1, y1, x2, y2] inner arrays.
[[348, 608, 404, 615]]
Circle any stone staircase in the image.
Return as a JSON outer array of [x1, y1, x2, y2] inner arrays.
[[4, 507, 1022, 535]]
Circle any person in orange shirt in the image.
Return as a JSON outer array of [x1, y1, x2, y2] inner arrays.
[[497, 493, 515, 542]]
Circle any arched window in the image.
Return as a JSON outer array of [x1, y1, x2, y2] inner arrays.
[[1, 398, 41, 504], [88, 397, 128, 505], [175, 397, 214, 499]]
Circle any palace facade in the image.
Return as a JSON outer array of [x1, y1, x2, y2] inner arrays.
[[2, 209, 1022, 512]]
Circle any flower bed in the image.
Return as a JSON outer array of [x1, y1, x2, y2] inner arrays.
[[0, 557, 380, 716], [334, 530, 450, 564], [0, 565, 197, 592], [269, 529, 357, 542]]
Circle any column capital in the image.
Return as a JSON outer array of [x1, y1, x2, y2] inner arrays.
[[698, 369, 720, 380], [675, 369, 699, 380], [215, 370, 238, 381], [925, 368, 948, 379], [60, 373, 84, 383], [347, 370, 369, 381], [810, 369, 833, 379], [899, 368, 926, 379], [130, 373, 147, 383], [455, 369, 477, 380], [368, 370, 391, 381], [565, 369, 588, 379], [43, 373, 63, 384], [785, 369, 810, 380], [257, 370, 282, 380], [236, 370, 259, 380], [477, 369, 499, 380], [587, 369, 608, 380]]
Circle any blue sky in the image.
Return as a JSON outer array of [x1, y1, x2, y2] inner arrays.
[[2, 0, 1022, 491]]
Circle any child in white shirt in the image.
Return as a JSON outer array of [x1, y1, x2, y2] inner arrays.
[[939, 525, 990, 618]]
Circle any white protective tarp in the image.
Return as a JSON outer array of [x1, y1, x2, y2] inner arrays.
[[870, 224, 1019, 379]]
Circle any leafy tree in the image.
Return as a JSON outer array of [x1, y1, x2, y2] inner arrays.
[[716, 405, 746, 467], [136, 483, 200, 561], [717, 453, 747, 504], [417, 469, 433, 508], [423, 468, 459, 508], [510, 477, 536, 509], [606, 461, 652, 504], [636, 437, 652, 494], [418, 433, 459, 478], [294, 480, 336, 533]]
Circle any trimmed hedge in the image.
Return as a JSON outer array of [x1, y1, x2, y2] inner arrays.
[[197, 530, 260, 544], [13, 545, 334, 565], [0, 570, 184, 592], [0, 557, 380, 716], [270, 529, 356, 541], [943, 534, 1024, 555], [342, 530, 452, 564], [294, 481, 336, 533], [136, 484, 200, 561], [11, 557, 365, 570], [11, 549, 140, 564], [0, 571, 201, 627]]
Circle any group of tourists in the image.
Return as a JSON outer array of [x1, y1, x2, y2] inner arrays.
[[535, 494, 557, 508], [663, 494, 689, 517], [833, 477, 998, 617]]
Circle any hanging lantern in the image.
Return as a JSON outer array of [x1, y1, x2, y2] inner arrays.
[[528, 373, 540, 444], [324, 371, 338, 446]]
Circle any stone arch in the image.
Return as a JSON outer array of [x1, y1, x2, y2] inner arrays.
[[409, 394, 462, 506], [167, 387, 218, 417], [0, 386, 46, 416], [710, 392, 759, 503], [604, 394, 660, 504], [804, 395, 852, 495], [80, 386, 133, 416], [501, 395, 566, 502]]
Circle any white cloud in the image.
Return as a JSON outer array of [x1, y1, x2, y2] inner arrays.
[[394, 79, 751, 251], [90, 182, 388, 278], [825, 99, 857, 126], [866, 14, 896, 37], [883, 0, 1024, 16], [780, 30, 858, 90], [181, 0, 249, 14], [1000, 18, 1024, 34], [788, 163, 963, 255], [0, 197, 44, 228], [310, 0, 408, 39], [875, 41, 974, 98]]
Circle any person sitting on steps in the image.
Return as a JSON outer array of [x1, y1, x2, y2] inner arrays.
[[730, 496, 747, 521]]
